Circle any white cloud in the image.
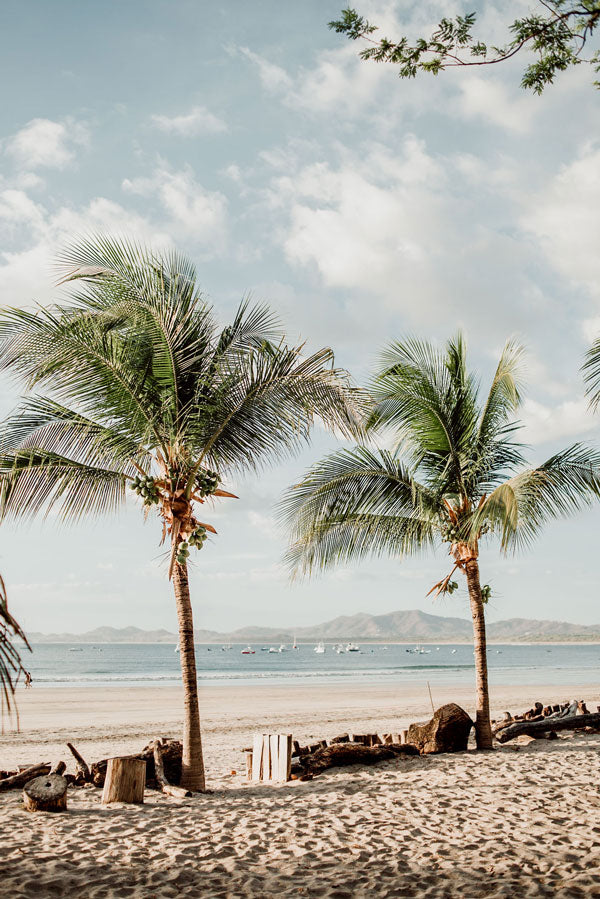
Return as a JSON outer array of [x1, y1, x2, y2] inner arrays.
[[150, 105, 227, 136], [237, 46, 293, 93], [454, 74, 535, 133], [520, 397, 597, 445], [4, 117, 89, 169], [123, 164, 228, 252], [521, 143, 600, 301]]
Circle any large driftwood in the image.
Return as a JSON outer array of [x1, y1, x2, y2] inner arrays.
[[407, 703, 473, 754], [23, 774, 68, 812], [101, 757, 146, 804], [298, 741, 419, 776], [496, 712, 600, 743], [152, 741, 191, 798], [0, 764, 51, 792]]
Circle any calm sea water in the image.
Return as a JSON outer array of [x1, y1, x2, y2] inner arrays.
[[22, 642, 600, 688]]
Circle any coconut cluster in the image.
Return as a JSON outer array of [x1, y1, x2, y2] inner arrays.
[[195, 469, 219, 498], [130, 474, 160, 506], [176, 525, 208, 565]]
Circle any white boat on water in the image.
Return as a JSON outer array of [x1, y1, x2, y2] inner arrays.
[[335, 644, 345, 654], [314, 642, 326, 654], [293, 635, 298, 650], [268, 646, 279, 653], [241, 646, 255, 654], [278, 644, 287, 652], [345, 642, 360, 652]]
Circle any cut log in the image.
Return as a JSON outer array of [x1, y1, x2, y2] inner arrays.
[[90, 739, 182, 788], [66, 743, 91, 781], [496, 712, 600, 743], [23, 774, 68, 812], [101, 757, 146, 804], [300, 742, 419, 776], [151, 741, 191, 798], [0, 764, 51, 792], [407, 703, 473, 754]]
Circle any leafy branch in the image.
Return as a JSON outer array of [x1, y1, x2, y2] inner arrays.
[[329, 3, 600, 93]]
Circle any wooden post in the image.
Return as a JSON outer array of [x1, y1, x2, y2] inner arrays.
[[244, 750, 253, 780], [23, 774, 68, 812], [250, 734, 292, 783], [101, 757, 146, 804], [277, 734, 292, 783], [269, 734, 279, 782]]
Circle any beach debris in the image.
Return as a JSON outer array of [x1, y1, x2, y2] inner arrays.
[[102, 757, 146, 805], [23, 773, 68, 812], [407, 703, 473, 754], [495, 709, 600, 743], [151, 740, 191, 798], [251, 734, 292, 783], [66, 741, 91, 781], [296, 741, 419, 777], [0, 763, 51, 792], [51, 761, 67, 776], [89, 739, 183, 789]]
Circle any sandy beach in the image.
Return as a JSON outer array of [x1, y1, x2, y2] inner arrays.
[[2, 682, 600, 897]]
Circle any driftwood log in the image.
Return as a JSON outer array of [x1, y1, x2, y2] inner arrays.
[[296, 741, 419, 776], [23, 774, 68, 812], [152, 741, 191, 798], [101, 757, 146, 804], [496, 712, 600, 743], [407, 703, 473, 754], [0, 764, 51, 792]]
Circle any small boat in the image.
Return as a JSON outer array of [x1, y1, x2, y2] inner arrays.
[[268, 646, 279, 653], [241, 646, 255, 655], [68, 647, 83, 652], [335, 643, 345, 654], [345, 642, 360, 652], [293, 635, 298, 650], [174, 644, 180, 653], [314, 642, 326, 654], [451, 648, 457, 654], [278, 644, 287, 652]]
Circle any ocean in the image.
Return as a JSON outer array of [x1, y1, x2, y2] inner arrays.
[[23, 641, 600, 689]]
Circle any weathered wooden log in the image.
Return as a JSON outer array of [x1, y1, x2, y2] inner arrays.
[[101, 757, 146, 804], [496, 712, 600, 742], [300, 741, 419, 776], [330, 733, 350, 744], [407, 703, 473, 754], [66, 742, 91, 781], [23, 774, 68, 812], [51, 761, 66, 776], [152, 741, 191, 798], [0, 764, 51, 792]]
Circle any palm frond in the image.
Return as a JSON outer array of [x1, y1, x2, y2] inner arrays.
[[473, 443, 600, 551], [582, 337, 600, 410], [0, 578, 30, 725], [281, 446, 437, 576]]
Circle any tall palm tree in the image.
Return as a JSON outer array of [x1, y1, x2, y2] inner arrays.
[[0, 235, 365, 790], [283, 335, 600, 748]]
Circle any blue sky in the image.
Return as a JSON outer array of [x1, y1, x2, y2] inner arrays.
[[1, 0, 599, 634]]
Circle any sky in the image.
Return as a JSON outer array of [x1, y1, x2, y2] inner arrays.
[[1, 0, 599, 635]]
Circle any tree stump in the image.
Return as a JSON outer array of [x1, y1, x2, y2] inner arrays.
[[23, 774, 68, 812], [407, 703, 473, 754], [101, 757, 146, 804]]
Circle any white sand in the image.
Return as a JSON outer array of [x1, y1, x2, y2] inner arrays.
[[1, 682, 600, 897]]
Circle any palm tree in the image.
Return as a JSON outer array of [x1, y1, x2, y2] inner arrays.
[[283, 335, 600, 748], [0, 235, 365, 790], [0, 577, 30, 725]]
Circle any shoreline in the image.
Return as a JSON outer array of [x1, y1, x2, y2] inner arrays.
[[25, 638, 600, 645]]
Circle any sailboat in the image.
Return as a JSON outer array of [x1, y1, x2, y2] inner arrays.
[[314, 641, 325, 654], [292, 635, 298, 650]]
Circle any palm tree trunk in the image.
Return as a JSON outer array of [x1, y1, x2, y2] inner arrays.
[[464, 558, 493, 749], [172, 557, 206, 791]]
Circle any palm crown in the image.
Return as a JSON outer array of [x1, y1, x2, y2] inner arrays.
[[284, 334, 600, 576]]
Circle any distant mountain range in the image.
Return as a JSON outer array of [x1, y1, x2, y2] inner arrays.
[[27, 609, 600, 644]]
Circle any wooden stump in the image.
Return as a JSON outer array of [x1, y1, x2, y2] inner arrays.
[[23, 774, 68, 812], [101, 757, 146, 804]]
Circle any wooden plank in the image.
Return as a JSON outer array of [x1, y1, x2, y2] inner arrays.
[[263, 735, 271, 781], [277, 734, 292, 783], [244, 750, 253, 781], [252, 734, 263, 782], [269, 734, 279, 783]]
